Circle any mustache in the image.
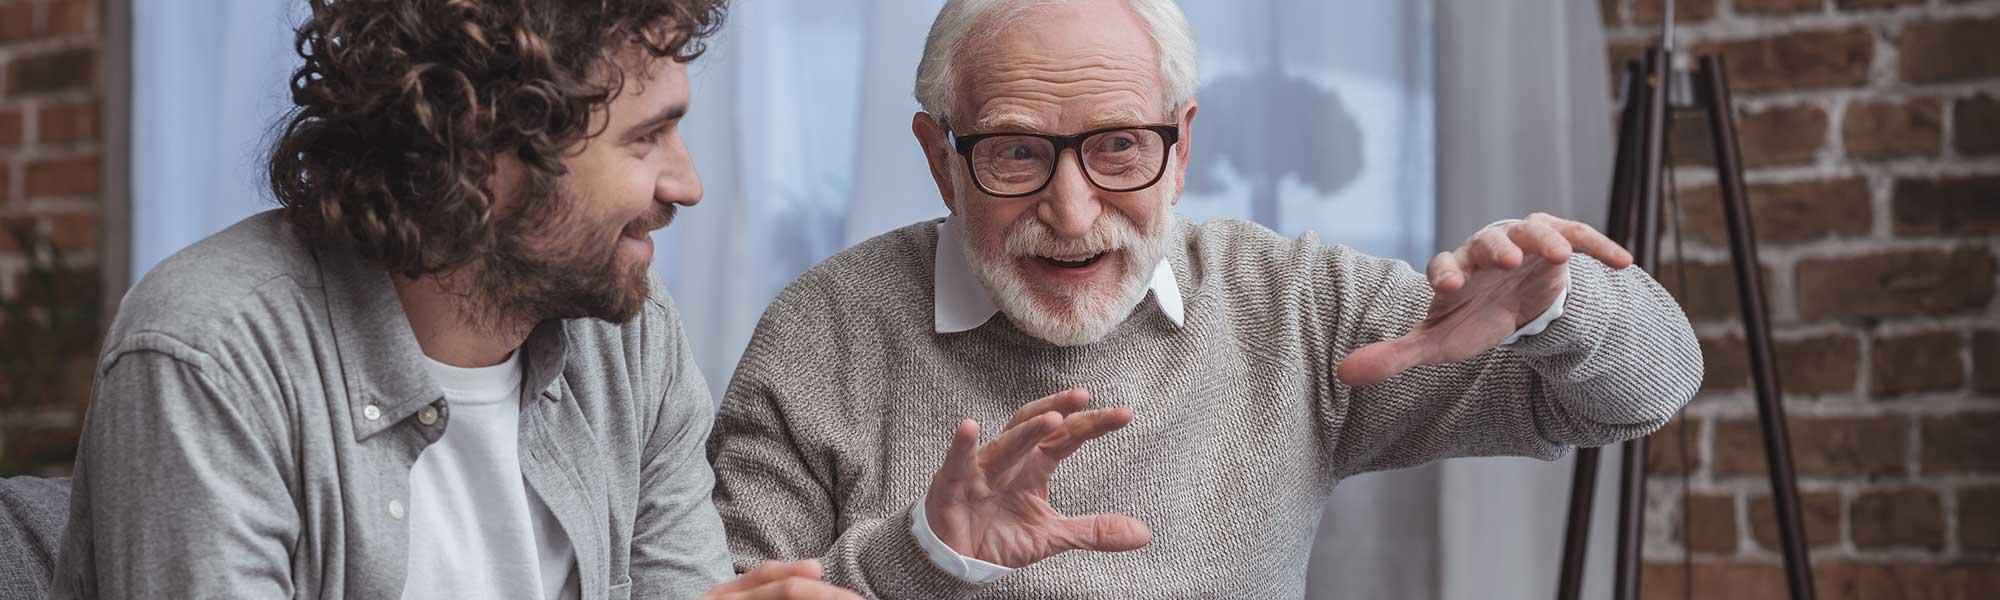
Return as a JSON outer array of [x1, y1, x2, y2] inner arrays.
[[622, 205, 678, 238], [1002, 212, 1143, 258]]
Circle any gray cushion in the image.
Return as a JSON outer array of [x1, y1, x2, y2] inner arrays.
[[0, 476, 70, 600]]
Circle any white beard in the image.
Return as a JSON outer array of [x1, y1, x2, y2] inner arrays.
[[961, 205, 1171, 347]]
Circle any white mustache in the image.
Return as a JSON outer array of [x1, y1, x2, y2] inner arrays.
[[1003, 213, 1145, 259]]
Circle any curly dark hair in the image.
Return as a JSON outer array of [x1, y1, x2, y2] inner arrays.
[[268, 0, 726, 277]]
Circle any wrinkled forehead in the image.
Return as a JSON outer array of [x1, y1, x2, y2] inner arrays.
[[953, 0, 1166, 134]]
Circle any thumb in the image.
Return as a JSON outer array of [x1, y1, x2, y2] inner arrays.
[[709, 560, 821, 595], [1056, 514, 1153, 554], [1337, 335, 1426, 387]]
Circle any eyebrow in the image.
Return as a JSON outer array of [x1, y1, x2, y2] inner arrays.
[[621, 103, 688, 141], [971, 112, 1046, 132], [969, 106, 1157, 134]]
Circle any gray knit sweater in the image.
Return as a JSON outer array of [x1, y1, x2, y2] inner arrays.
[[708, 217, 1701, 598]]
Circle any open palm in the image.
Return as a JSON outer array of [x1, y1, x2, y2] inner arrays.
[[1338, 213, 1633, 387], [924, 388, 1152, 568]]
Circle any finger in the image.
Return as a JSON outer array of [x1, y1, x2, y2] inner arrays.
[[932, 419, 981, 488], [1469, 226, 1523, 269], [1005, 388, 1091, 432], [1053, 513, 1153, 554], [974, 411, 1060, 479], [711, 560, 822, 595], [1427, 251, 1466, 292], [1336, 336, 1427, 387], [1557, 220, 1633, 268], [1036, 407, 1134, 463], [1505, 221, 1572, 265], [735, 577, 864, 600]]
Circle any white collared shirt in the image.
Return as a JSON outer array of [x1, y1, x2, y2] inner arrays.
[[933, 216, 1184, 334], [913, 216, 1565, 583]]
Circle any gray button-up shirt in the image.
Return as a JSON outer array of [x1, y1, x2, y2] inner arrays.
[[52, 212, 732, 599]]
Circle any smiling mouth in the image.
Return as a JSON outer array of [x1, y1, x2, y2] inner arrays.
[[1037, 252, 1107, 269]]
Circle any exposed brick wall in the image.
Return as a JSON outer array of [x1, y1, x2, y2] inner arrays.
[[1602, 0, 2000, 597], [0, 0, 103, 476]]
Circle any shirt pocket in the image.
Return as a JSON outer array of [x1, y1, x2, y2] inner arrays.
[[607, 577, 633, 600]]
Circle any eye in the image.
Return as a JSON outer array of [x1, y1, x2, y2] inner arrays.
[[638, 126, 668, 145], [1107, 137, 1134, 152]]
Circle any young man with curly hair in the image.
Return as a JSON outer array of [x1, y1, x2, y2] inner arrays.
[[52, 2, 855, 599]]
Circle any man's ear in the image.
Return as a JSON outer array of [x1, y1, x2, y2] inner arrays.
[[913, 112, 958, 214], [1171, 100, 1197, 206]]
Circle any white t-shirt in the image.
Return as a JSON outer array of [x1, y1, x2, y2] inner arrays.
[[402, 352, 579, 600]]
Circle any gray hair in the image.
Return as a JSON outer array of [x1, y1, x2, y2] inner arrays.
[[914, 0, 1198, 128]]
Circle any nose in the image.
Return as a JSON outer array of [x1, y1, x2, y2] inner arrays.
[[656, 132, 702, 208], [1035, 150, 1100, 240]]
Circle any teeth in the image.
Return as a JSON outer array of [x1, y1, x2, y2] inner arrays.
[[1043, 253, 1100, 262]]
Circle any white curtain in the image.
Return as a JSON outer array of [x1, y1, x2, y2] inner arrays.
[[127, 2, 1618, 598]]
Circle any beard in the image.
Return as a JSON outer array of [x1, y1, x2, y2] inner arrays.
[[457, 173, 670, 332], [961, 203, 1171, 347]]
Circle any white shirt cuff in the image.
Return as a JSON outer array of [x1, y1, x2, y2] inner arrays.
[[910, 499, 1016, 584]]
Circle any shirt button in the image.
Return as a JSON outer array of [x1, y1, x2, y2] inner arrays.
[[388, 500, 405, 520], [362, 404, 383, 421], [417, 405, 440, 426]]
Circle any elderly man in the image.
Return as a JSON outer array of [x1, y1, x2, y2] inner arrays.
[[708, 0, 1701, 596]]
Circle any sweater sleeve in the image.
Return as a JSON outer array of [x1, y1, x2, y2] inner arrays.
[[708, 283, 985, 599], [1307, 242, 1703, 479]]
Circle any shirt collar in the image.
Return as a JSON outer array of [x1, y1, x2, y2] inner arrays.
[[316, 241, 570, 441], [933, 216, 1183, 334]]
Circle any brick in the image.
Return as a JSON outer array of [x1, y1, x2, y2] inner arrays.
[[1852, 488, 1944, 549], [1684, 494, 1738, 552], [1958, 94, 2000, 157], [0, 165, 9, 203], [1640, 562, 1790, 600], [1715, 416, 1903, 478], [0, 2, 34, 43], [23, 156, 99, 198], [0, 108, 22, 148], [1599, 0, 1618, 25], [1694, 28, 1872, 93], [48, 0, 98, 35], [1748, 491, 1841, 550], [1795, 248, 1995, 320], [46, 211, 97, 254], [1647, 418, 1694, 475], [1663, 262, 1746, 322], [1671, 104, 1827, 168], [1842, 97, 1941, 159], [1893, 176, 2000, 236], [4, 47, 97, 95], [1679, 178, 1870, 245], [1735, 0, 1822, 15], [1698, 334, 1858, 395], [1976, 331, 2000, 394], [1815, 562, 2000, 600], [1836, 0, 1920, 9], [1633, 0, 1717, 24], [1922, 413, 2000, 473], [1871, 331, 1964, 396], [1900, 16, 2000, 84], [1963, 486, 2000, 552], [38, 101, 97, 144]]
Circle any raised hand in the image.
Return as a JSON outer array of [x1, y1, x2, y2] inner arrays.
[[1337, 213, 1633, 387], [924, 388, 1152, 568], [699, 560, 862, 600]]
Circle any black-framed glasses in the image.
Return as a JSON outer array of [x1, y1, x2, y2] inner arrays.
[[950, 125, 1181, 198]]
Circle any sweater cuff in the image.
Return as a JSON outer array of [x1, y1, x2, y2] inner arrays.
[[1509, 255, 1608, 359], [832, 502, 987, 598], [912, 499, 1017, 583]]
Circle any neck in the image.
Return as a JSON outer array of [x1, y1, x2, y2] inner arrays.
[[392, 272, 534, 368]]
